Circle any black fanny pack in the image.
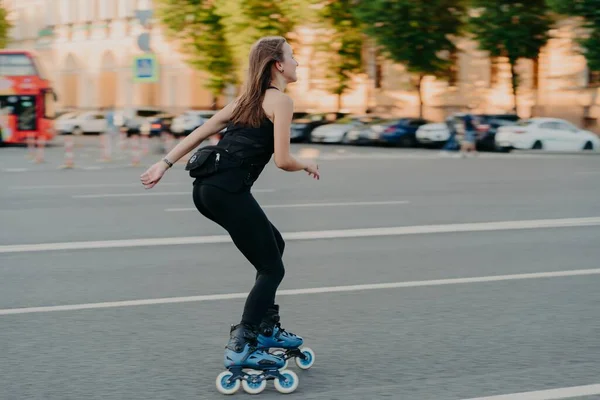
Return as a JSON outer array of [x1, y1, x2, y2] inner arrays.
[[185, 146, 242, 178]]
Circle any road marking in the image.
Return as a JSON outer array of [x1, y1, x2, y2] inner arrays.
[[2, 168, 28, 172], [1, 216, 600, 254], [10, 182, 191, 190], [575, 171, 600, 176], [1, 268, 599, 316], [463, 383, 600, 400], [165, 200, 410, 212], [72, 188, 275, 199]]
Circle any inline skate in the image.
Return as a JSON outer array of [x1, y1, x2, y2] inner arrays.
[[216, 323, 299, 395], [257, 305, 315, 370]]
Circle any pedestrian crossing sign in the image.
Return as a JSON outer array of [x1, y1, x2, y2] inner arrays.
[[133, 54, 159, 83]]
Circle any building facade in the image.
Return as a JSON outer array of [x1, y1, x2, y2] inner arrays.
[[4, 0, 600, 129]]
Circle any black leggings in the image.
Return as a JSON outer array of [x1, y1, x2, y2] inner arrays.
[[192, 183, 285, 329]]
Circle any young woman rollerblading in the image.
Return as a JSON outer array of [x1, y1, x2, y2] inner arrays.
[[140, 36, 319, 395]]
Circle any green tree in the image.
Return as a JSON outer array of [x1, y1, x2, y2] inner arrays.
[[155, 0, 236, 109], [0, 5, 12, 49], [354, 0, 467, 118], [318, 0, 364, 111], [547, 0, 600, 71], [217, 0, 298, 81], [468, 0, 553, 114]]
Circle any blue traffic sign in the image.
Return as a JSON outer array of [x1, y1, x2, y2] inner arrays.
[[133, 54, 159, 83]]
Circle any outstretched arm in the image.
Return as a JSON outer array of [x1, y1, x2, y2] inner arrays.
[[164, 100, 236, 165], [140, 100, 236, 189]]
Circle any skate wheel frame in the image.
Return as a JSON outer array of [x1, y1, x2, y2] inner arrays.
[[271, 349, 289, 370], [274, 370, 299, 394], [215, 371, 241, 395], [242, 373, 267, 394], [216, 367, 300, 395], [294, 347, 315, 370]]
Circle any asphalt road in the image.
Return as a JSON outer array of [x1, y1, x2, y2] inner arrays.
[[1, 138, 600, 400]]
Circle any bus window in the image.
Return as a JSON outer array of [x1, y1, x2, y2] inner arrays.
[[0, 54, 37, 76], [0, 95, 37, 131]]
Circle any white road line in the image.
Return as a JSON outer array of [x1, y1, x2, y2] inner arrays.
[[72, 188, 275, 199], [10, 182, 191, 190], [1, 268, 599, 316], [1, 216, 600, 254], [165, 200, 410, 212], [463, 383, 600, 400], [2, 168, 28, 172]]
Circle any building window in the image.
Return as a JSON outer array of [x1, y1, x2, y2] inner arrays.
[[448, 50, 458, 87], [532, 56, 539, 90], [77, 0, 95, 22], [118, 0, 136, 19], [489, 57, 498, 88], [588, 68, 600, 87], [99, 0, 117, 20], [375, 59, 382, 89], [44, 3, 56, 26], [60, 0, 75, 24]]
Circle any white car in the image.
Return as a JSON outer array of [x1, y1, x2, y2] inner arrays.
[[495, 118, 600, 152], [57, 111, 107, 135], [310, 116, 375, 143], [171, 110, 217, 136], [416, 122, 450, 146]]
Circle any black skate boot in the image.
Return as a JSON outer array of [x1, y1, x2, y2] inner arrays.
[[256, 305, 315, 370]]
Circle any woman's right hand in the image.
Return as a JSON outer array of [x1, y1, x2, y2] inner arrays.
[[304, 163, 320, 180], [140, 161, 169, 189]]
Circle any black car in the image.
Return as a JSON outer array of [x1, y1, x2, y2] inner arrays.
[[144, 113, 176, 138], [290, 112, 349, 143], [474, 114, 519, 151]]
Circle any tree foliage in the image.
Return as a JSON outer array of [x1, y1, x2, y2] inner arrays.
[[547, 0, 600, 71], [318, 0, 364, 111], [354, 0, 468, 117], [0, 5, 12, 49], [155, 0, 236, 107], [216, 0, 303, 82], [468, 0, 553, 112]]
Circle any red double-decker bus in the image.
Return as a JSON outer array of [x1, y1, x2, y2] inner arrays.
[[0, 49, 57, 145]]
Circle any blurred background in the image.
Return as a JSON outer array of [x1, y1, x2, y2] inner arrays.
[[0, 0, 599, 153], [3, 2, 600, 399]]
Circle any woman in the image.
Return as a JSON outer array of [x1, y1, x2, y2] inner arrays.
[[140, 36, 319, 382]]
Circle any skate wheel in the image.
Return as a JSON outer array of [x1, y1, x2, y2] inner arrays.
[[216, 371, 240, 395], [242, 374, 267, 394], [295, 347, 315, 370], [274, 370, 299, 394], [271, 349, 289, 370]]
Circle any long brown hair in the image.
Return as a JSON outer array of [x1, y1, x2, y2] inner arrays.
[[230, 36, 287, 127]]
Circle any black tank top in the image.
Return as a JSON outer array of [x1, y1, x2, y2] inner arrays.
[[194, 117, 275, 192]]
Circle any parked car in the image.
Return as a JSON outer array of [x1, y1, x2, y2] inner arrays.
[[416, 122, 451, 147], [473, 114, 519, 151], [310, 115, 381, 144], [290, 112, 348, 143], [416, 113, 519, 150], [141, 113, 176, 137], [171, 110, 217, 137], [57, 111, 106, 135], [344, 118, 399, 145], [121, 108, 165, 136], [495, 117, 600, 152], [377, 118, 430, 147]]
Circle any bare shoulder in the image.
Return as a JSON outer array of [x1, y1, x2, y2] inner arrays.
[[264, 90, 293, 121]]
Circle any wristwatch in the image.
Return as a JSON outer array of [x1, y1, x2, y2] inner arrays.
[[162, 158, 173, 168]]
